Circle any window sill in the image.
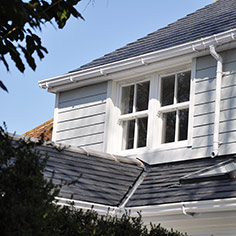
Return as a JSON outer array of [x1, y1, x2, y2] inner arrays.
[[116, 140, 192, 157], [155, 140, 191, 151], [118, 146, 148, 157]]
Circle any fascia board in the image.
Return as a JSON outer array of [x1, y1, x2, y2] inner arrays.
[[47, 55, 193, 93], [39, 29, 236, 92], [126, 197, 236, 218]]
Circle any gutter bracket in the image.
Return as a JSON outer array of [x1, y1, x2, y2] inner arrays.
[[141, 58, 148, 65], [231, 31, 236, 40], [70, 76, 75, 82], [100, 68, 107, 76], [182, 204, 195, 217]]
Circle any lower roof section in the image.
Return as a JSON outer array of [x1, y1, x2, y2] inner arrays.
[[37, 142, 144, 207], [18, 135, 236, 208], [127, 155, 236, 207]]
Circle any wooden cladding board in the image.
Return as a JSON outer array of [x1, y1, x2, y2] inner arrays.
[[55, 82, 107, 151], [193, 48, 236, 155]]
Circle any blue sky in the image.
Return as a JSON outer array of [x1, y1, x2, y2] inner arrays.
[[0, 0, 213, 135]]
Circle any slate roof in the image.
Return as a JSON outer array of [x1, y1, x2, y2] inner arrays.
[[35, 141, 236, 207], [72, 0, 236, 72], [23, 119, 53, 141], [37, 144, 144, 206], [127, 155, 236, 207]]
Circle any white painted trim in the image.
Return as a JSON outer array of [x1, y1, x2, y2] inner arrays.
[[127, 197, 236, 217], [55, 197, 120, 215], [146, 74, 158, 150], [52, 93, 59, 142], [103, 81, 120, 153], [39, 29, 236, 92], [187, 58, 196, 147], [158, 101, 189, 113], [157, 70, 191, 146], [105, 67, 193, 157], [55, 196, 236, 220], [103, 81, 112, 153]]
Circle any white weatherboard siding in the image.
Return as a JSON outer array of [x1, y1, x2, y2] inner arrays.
[[193, 48, 236, 157], [144, 212, 236, 236], [54, 82, 107, 151]]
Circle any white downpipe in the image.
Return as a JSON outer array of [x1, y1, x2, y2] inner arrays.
[[209, 45, 223, 158]]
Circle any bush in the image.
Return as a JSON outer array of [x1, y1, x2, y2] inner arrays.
[[0, 127, 186, 236]]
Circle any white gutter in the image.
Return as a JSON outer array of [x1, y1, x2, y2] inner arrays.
[[127, 197, 236, 218], [55, 197, 121, 216], [39, 29, 236, 92], [209, 45, 223, 158], [56, 196, 236, 219]]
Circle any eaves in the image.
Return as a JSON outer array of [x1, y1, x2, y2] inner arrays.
[[38, 29, 236, 93]]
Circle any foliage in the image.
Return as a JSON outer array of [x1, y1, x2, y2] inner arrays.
[[0, 126, 60, 236], [0, 0, 83, 92], [49, 207, 187, 236], [0, 127, 186, 236]]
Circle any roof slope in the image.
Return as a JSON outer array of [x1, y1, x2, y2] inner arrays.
[[127, 155, 236, 207], [39, 140, 236, 207], [38, 144, 144, 206], [72, 0, 236, 72], [23, 119, 53, 141]]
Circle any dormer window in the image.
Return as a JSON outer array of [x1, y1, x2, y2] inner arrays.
[[120, 81, 150, 150], [107, 67, 192, 154]]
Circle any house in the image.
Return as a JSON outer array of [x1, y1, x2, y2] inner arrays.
[[36, 0, 236, 235]]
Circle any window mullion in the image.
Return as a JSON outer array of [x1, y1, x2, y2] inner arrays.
[[175, 110, 179, 142], [134, 118, 138, 149], [174, 74, 178, 105], [133, 84, 137, 113]]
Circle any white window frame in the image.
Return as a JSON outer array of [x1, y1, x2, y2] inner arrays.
[[104, 63, 194, 155], [156, 69, 191, 148], [118, 78, 150, 153]]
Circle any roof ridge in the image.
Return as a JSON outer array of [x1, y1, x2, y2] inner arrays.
[[12, 133, 144, 167]]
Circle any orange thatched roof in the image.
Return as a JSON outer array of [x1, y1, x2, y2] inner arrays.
[[23, 118, 53, 141]]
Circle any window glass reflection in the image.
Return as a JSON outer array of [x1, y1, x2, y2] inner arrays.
[[177, 71, 191, 103], [137, 117, 148, 148], [161, 75, 175, 106], [179, 109, 189, 141], [122, 120, 135, 150], [121, 85, 134, 114], [136, 81, 150, 112], [162, 111, 176, 143]]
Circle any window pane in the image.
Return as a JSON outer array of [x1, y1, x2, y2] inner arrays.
[[136, 81, 150, 112], [121, 85, 134, 114], [137, 117, 148, 148], [177, 71, 191, 103], [179, 109, 189, 141], [162, 111, 176, 143], [122, 120, 135, 150], [161, 75, 175, 106]]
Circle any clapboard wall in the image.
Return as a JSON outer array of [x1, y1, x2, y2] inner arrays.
[[54, 82, 107, 152], [193, 48, 236, 156]]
